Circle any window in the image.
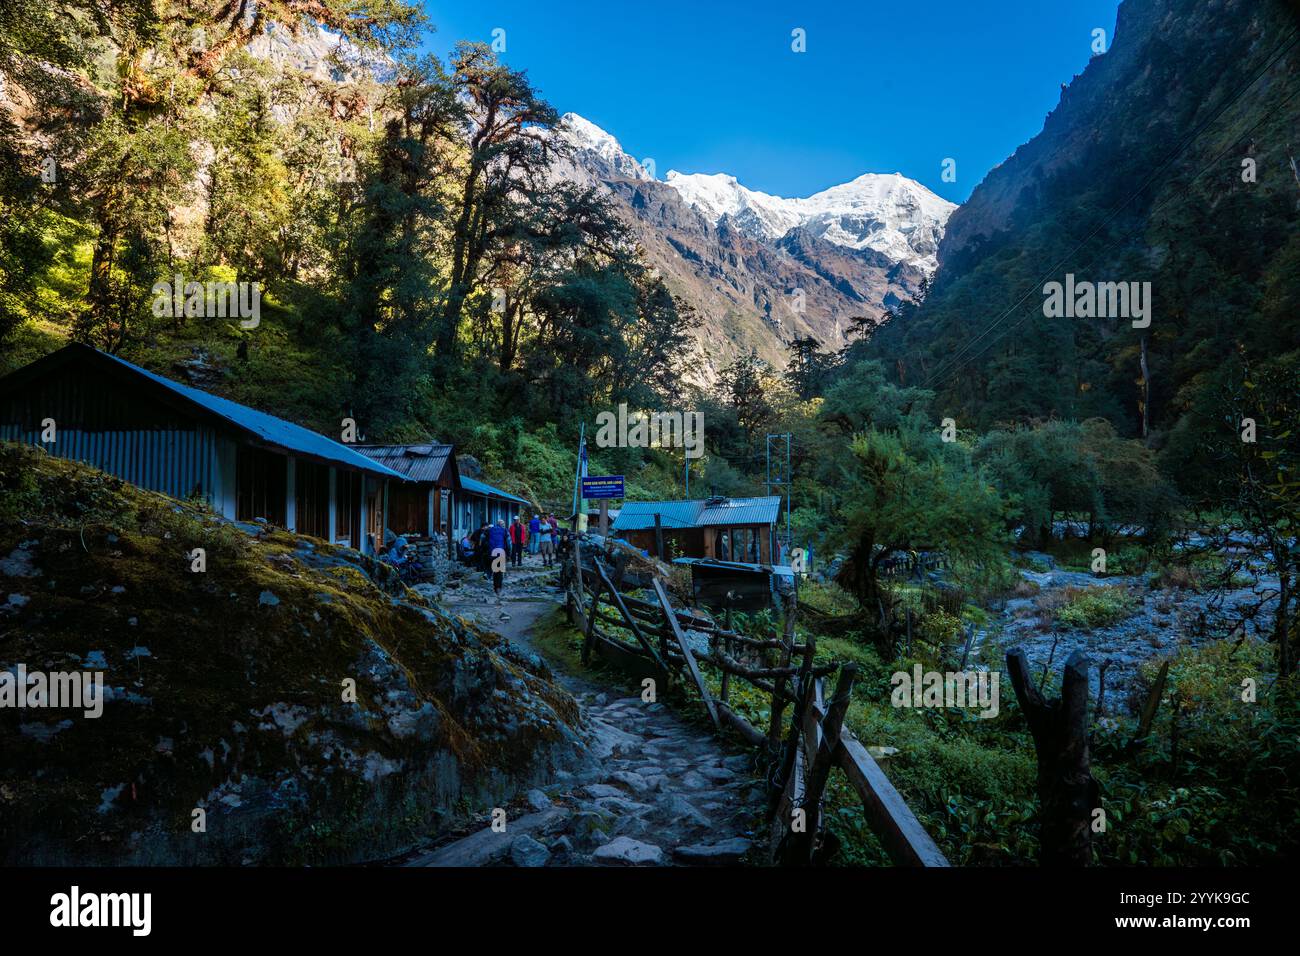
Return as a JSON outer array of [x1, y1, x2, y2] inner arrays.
[[295, 460, 330, 539], [236, 446, 286, 525], [336, 469, 358, 544]]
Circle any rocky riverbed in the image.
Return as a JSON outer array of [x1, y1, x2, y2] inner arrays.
[[986, 551, 1279, 712]]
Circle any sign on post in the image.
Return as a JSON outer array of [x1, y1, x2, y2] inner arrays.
[[581, 475, 624, 499]]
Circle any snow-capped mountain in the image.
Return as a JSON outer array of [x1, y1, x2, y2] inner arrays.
[[553, 113, 957, 377], [664, 169, 954, 272], [662, 172, 804, 245], [559, 113, 653, 182], [558, 113, 954, 274]]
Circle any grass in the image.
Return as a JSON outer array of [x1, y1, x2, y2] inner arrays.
[[1036, 585, 1141, 631]]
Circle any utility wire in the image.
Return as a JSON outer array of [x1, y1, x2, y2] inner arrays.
[[916, 26, 1300, 394], [922, 77, 1300, 394]]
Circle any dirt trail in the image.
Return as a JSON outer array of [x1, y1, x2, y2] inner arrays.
[[411, 567, 765, 866]]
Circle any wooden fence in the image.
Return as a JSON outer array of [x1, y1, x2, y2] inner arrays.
[[562, 540, 949, 867]]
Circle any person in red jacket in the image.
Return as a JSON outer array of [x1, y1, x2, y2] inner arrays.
[[509, 515, 527, 567]]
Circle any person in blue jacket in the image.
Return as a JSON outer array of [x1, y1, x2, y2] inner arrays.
[[485, 519, 509, 603], [528, 514, 541, 556]]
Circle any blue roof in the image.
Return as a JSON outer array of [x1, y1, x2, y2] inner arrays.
[[458, 474, 529, 504], [613, 499, 704, 531], [613, 496, 781, 532], [93, 349, 408, 480], [698, 496, 781, 526]]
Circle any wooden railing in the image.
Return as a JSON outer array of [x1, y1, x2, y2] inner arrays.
[[562, 541, 949, 867]]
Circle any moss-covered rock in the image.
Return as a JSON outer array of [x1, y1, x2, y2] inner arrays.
[[0, 442, 582, 864]]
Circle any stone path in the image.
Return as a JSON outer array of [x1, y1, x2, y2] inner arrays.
[[410, 573, 765, 867]]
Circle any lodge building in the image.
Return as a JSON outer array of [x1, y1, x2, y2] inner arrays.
[[0, 345, 540, 560], [0, 344, 406, 556], [611, 496, 783, 564]]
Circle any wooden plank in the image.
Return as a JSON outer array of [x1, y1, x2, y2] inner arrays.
[[837, 732, 950, 867], [771, 598, 800, 746], [595, 560, 667, 672], [770, 723, 808, 864], [653, 577, 720, 731], [801, 679, 825, 760], [716, 701, 765, 746], [788, 670, 855, 865], [581, 576, 602, 666]]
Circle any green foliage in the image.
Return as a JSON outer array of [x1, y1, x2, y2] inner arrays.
[[834, 426, 1010, 613], [975, 418, 1178, 544], [1053, 585, 1139, 630]]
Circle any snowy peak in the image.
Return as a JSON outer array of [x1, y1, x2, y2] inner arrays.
[[556, 113, 651, 181], [555, 111, 956, 273], [664, 171, 803, 243], [664, 168, 956, 271]]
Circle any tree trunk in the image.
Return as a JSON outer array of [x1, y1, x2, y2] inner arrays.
[[1007, 648, 1096, 865]]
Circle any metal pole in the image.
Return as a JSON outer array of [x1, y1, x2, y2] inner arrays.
[[785, 431, 791, 552], [572, 422, 585, 523]]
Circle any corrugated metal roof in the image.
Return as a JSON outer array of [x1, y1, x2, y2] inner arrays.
[[698, 495, 781, 526], [354, 444, 455, 484], [88, 349, 407, 480], [613, 496, 781, 531], [459, 474, 530, 504], [612, 499, 704, 531]]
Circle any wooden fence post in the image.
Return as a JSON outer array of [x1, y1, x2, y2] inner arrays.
[[767, 597, 798, 747], [1007, 648, 1095, 866], [654, 578, 719, 731], [582, 577, 602, 666], [783, 663, 858, 865]]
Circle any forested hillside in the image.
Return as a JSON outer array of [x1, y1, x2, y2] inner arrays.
[[858, 0, 1299, 486], [0, 0, 718, 502]]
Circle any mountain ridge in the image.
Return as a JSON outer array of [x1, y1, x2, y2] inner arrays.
[[554, 112, 954, 376]]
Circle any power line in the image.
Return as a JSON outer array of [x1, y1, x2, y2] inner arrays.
[[916, 25, 1300, 394], [923, 77, 1300, 395]]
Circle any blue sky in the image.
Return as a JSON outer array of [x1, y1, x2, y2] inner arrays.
[[422, 0, 1122, 203]]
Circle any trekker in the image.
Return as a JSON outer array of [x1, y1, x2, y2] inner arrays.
[[509, 515, 526, 567], [528, 514, 541, 556], [537, 517, 554, 567], [458, 532, 475, 565], [474, 522, 492, 572], [486, 520, 509, 603]]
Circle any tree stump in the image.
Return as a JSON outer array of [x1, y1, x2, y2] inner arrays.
[[1007, 648, 1096, 866]]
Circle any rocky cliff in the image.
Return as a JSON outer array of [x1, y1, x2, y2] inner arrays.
[[0, 442, 583, 864]]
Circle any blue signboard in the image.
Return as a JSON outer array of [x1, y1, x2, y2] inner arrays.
[[581, 475, 625, 499]]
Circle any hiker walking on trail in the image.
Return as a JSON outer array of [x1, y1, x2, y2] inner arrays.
[[528, 514, 541, 556], [537, 516, 554, 567], [473, 522, 491, 573], [486, 519, 509, 603], [509, 515, 526, 567]]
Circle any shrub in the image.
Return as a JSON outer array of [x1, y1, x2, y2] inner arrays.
[[1054, 585, 1140, 630]]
